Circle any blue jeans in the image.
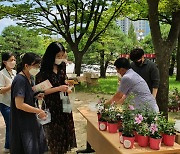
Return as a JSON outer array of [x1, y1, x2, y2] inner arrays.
[[0, 103, 10, 149]]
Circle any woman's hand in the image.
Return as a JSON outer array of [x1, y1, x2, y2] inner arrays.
[[58, 85, 68, 92], [38, 109, 47, 120], [67, 89, 72, 94]]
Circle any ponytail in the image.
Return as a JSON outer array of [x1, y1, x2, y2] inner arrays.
[[16, 62, 23, 73]]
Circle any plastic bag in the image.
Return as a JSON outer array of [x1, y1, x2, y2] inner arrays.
[[35, 99, 51, 125], [60, 92, 72, 113]]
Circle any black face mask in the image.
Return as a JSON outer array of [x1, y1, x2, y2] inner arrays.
[[134, 60, 143, 66]]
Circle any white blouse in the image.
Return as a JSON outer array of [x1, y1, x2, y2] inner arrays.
[[0, 68, 16, 107]]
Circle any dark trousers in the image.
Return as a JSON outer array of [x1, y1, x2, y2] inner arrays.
[[0, 103, 10, 149]]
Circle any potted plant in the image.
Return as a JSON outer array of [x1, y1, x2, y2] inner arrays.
[[107, 103, 119, 133], [96, 97, 106, 121], [122, 121, 135, 149], [134, 113, 144, 142], [163, 121, 176, 146], [137, 122, 149, 147], [121, 100, 136, 149], [98, 109, 108, 131], [168, 88, 180, 112], [149, 122, 162, 150]]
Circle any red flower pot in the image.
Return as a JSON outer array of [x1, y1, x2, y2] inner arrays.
[[163, 134, 175, 146], [108, 122, 118, 133], [123, 136, 135, 149], [97, 113, 101, 121], [138, 135, 149, 147], [119, 131, 123, 144], [149, 137, 162, 150], [98, 121, 107, 131], [133, 131, 138, 142]]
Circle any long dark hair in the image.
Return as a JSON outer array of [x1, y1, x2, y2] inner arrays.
[[0, 52, 15, 70], [17, 52, 41, 73], [40, 42, 65, 73]]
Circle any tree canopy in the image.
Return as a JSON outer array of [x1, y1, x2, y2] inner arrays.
[[0, 0, 128, 75], [0, 25, 45, 54]]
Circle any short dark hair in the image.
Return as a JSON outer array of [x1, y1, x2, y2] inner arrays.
[[114, 58, 130, 69], [130, 48, 144, 61]]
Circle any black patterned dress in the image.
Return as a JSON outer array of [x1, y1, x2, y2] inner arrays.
[[36, 63, 77, 154]]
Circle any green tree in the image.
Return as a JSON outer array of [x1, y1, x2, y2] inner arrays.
[[1, 25, 44, 54], [83, 21, 131, 77], [121, 0, 180, 117], [0, 0, 128, 76], [147, 0, 180, 117], [128, 23, 138, 45]]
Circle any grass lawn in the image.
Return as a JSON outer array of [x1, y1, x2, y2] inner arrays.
[[169, 112, 180, 120], [76, 75, 180, 94], [169, 76, 180, 91], [76, 76, 118, 95]]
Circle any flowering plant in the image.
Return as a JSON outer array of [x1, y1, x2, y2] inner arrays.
[[168, 88, 180, 108], [149, 113, 163, 139], [163, 120, 176, 135], [96, 97, 109, 121], [96, 97, 106, 114], [137, 122, 149, 136], [149, 122, 161, 138], [107, 103, 121, 123], [121, 95, 136, 137]]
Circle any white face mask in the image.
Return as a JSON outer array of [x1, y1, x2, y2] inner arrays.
[[55, 59, 67, 65], [29, 68, 40, 76], [6, 61, 16, 69]]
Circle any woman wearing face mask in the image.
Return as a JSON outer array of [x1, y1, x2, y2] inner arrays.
[[36, 42, 77, 154], [0, 52, 16, 153], [10, 52, 48, 154]]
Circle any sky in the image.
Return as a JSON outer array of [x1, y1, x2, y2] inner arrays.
[[0, 18, 16, 34]]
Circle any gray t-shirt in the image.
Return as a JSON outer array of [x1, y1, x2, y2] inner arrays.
[[119, 69, 159, 112]]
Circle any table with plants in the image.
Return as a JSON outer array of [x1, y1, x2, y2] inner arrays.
[[78, 96, 180, 154]]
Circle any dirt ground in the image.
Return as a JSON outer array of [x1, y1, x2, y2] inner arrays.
[[0, 92, 111, 154]]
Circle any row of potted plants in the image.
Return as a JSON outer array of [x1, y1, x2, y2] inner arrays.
[[96, 95, 177, 150], [96, 97, 122, 133], [168, 88, 180, 112]]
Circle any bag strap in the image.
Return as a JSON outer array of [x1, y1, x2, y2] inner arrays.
[[35, 99, 46, 110]]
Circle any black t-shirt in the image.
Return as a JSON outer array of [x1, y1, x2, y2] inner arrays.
[[131, 59, 160, 92]]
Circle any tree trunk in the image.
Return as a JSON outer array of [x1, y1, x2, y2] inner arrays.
[[147, 0, 180, 118], [156, 46, 171, 118], [100, 50, 106, 78], [104, 60, 109, 77], [176, 32, 180, 81], [169, 54, 175, 76], [74, 52, 84, 76]]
